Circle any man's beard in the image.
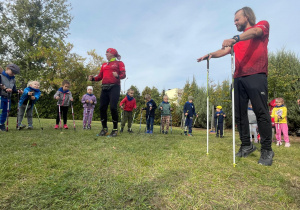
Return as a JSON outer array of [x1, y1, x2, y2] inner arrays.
[[237, 22, 247, 32]]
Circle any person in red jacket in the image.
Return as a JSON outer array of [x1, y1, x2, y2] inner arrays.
[[89, 48, 126, 137], [120, 89, 137, 133]]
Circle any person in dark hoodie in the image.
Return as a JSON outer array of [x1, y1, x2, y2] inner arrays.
[[0, 64, 22, 131], [142, 94, 157, 134], [214, 105, 226, 138], [17, 81, 41, 130], [54, 80, 73, 129], [183, 96, 198, 136]]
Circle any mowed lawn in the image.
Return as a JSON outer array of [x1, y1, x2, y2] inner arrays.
[[1, 117, 299, 209]]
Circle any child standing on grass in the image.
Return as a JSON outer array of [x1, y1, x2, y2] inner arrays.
[[183, 96, 198, 136], [142, 94, 157, 134], [0, 64, 21, 131], [248, 101, 258, 143], [159, 95, 172, 134], [54, 80, 73, 129], [271, 98, 290, 147], [17, 81, 41, 130], [81, 86, 97, 129], [120, 89, 137, 133], [214, 105, 226, 138]]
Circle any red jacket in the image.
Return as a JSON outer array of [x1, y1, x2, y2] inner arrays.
[[120, 96, 136, 112], [94, 60, 126, 85]]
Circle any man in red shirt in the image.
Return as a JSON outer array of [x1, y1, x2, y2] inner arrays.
[[197, 7, 273, 166]]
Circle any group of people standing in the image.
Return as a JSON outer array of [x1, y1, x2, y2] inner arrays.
[[1, 6, 296, 167]]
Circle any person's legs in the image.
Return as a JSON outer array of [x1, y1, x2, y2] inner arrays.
[[56, 105, 60, 125], [146, 116, 150, 131], [0, 98, 8, 125], [121, 111, 127, 129], [188, 117, 193, 133], [219, 123, 224, 136], [150, 116, 154, 131], [275, 123, 281, 143], [99, 90, 110, 129], [165, 115, 170, 131], [246, 74, 272, 151], [61, 106, 68, 125], [281, 124, 289, 143], [161, 116, 166, 131], [127, 111, 133, 130], [109, 85, 120, 130], [17, 104, 26, 126], [83, 108, 88, 127]]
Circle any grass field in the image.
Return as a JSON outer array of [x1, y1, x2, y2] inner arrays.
[[1, 117, 300, 209]]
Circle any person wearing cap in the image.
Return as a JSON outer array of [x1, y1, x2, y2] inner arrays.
[[0, 64, 22, 131], [214, 105, 226, 138], [89, 48, 126, 137], [183, 96, 198, 136], [81, 86, 97, 129]]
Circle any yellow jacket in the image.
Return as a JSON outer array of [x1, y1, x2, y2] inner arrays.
[[271, 106, 287, 124]]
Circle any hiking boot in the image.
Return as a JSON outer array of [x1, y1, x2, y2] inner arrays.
[[97, 128, 108, 136], [184, 131, 187, 136], [110, 129, 118, 137], [54, 124, 59, 129], [120, 128, 124, 133], [165, 131, 168, 134], [236, 143, 257, 157], [128, 128, 134, 133], [258, 149, 274, 166], [188, 133, 193, 136], [63, 124, 68, 129], [0, 124, 6, 131], [149, 130, 153, 134], [285, 142, 291, 147], [18, 124, 26, 130]]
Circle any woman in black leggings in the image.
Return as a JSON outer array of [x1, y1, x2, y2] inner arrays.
[[89, 48, 126, 137]]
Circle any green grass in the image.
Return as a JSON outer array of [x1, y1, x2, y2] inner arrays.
[[1, 117, 300, 209]]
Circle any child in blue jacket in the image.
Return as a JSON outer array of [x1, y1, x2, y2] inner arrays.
[[183, 96, 198, 136], [214, 105, 226, 138], [17, 81, 41, 129]]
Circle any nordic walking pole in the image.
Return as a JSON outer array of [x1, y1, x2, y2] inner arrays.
[[181, 110, 189, 135], [206, 58, 210, 155], [71, 102, 76, 131], [6, 92, 11, 131], [231, 47, 237, 167], [58, 104, 62, 130], [120, 110, 123, 132], [138, 109, 143, 133], [34, 105, 43, 130], [170, 112, 173, 134], [20, 100, 30, 129], [16, 92, 20, 129], [193, 112, 199, 127]]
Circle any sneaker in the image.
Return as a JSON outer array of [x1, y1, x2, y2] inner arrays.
[[146, 130, 150, 133], [149, 130, 153, 134], [110, 129, 118, 137], [276, 141, 282, 146], [63, 124, 68, 129], [220, 136, 224, 138], [97, 128, 108, 136], [83, 126, 86, 129], [87, 125, 91, 130], [128, 128, 134, 133], [258, 149, 274, 166], [27, 126, 33, 130], [188, 133, 193, 136], [18, 124, 27, 130], [184, 131, 187, 136], [165, 131, 168, 135], [54, 124, 59, 129], [0, 124, 6, 131], [236, 143, 257, 157], [120, 128, 124, 133], [285, 142, 291, 147], [216, 134, 219, 137], [162, 130, 164, 134]]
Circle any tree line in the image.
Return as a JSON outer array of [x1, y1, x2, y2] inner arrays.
[[1, 0, 299, 131]]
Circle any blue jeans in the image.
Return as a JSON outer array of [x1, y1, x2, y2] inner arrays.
[[0, 97, 11, 125], [146, 116, 154, 131], [185, 117, 193, 133]]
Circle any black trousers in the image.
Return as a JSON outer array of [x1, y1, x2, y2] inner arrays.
[[56, 106, 68, 125], [234, 73, 272, 150], [99, 85, 120, 129]]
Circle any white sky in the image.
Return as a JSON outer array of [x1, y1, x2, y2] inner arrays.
[[66, 0, 300, 93]]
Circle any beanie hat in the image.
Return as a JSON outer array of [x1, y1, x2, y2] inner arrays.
[[7, 64, 20, 74], [188, 96, 194, 101], [106, 48, 121, 60], [216, 105, 222, 109], [87, 86, 93, 91]]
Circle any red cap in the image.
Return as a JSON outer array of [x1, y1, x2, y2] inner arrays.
[[106, 48, 121, 60]]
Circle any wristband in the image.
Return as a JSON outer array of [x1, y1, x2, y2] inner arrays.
[[232, 35, 240, 43]]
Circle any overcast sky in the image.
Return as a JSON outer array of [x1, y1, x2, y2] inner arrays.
[[66, 0, 300, 93]]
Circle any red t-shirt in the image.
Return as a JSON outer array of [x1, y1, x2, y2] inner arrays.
[[233, 20, 269, 78], [94, 60, 126, 85]]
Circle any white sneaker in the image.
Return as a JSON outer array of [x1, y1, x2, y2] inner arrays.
[[276, 141, 282, 146], [285, 142, 291, 147]]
